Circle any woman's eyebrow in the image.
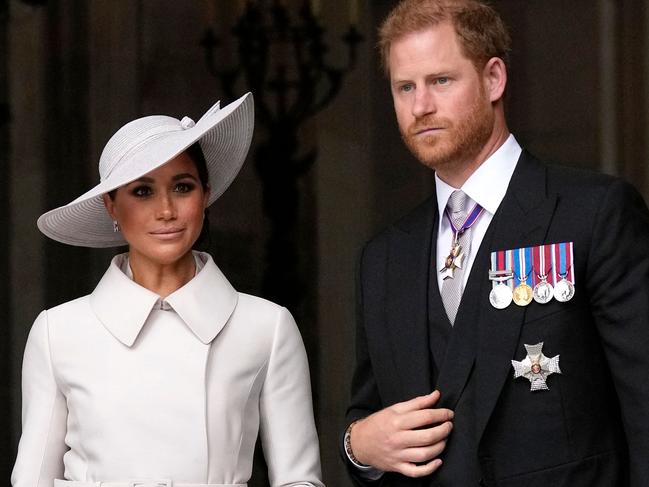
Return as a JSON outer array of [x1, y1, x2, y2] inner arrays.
[[172, 173, 199, 181]]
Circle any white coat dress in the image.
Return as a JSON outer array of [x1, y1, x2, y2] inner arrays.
[[12, 252, 324, 487]]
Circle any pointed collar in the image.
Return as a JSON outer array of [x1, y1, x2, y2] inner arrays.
[[90, 251, 238, 347], [435, 134, 522, 216]]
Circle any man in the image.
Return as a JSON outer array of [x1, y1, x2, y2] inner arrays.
[[342, 1, 649, 486]]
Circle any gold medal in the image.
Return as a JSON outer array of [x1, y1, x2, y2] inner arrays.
[[513, 283, 533, 306]]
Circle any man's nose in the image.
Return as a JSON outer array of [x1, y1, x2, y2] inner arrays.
[[412, 88, 436, 119]]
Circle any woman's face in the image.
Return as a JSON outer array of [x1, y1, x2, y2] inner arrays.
[[103, 152, 210, 267]]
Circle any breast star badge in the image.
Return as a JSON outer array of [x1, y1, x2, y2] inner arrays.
[[511, 342, 561, 391]]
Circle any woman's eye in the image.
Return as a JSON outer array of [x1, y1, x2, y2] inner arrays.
[[132, 186, 152, 197], [174, 182, 195, 193], [400, 83, 414, 93]]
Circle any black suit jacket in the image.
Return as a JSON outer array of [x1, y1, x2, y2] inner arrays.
[[344, 152, 649, 486]]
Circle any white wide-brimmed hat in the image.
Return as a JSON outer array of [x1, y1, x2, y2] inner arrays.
[[37, 92, 254, 248]]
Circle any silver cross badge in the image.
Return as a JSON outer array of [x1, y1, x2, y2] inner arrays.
[[511, 342, 561, 391]]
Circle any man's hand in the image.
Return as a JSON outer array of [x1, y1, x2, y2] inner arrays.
[[349, 391, 454, 478]]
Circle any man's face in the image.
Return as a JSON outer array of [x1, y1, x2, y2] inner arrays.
[[389, 23, 495, 174]]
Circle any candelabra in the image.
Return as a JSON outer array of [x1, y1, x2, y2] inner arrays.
[[201, 0, 362, 311]]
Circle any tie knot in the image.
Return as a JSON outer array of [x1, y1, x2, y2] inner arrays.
[[447, 190, 470, 213]]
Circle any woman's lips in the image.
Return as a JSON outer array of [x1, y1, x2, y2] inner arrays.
[[149, 228, 185, 240]]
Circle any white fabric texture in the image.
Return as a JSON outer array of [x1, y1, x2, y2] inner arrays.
[[12, 252, 324, 487]]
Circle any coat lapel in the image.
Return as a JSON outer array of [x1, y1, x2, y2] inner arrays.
[[386, 197, 437, 400], [434, 227, 493, 410], [474, 152, 558, 443]]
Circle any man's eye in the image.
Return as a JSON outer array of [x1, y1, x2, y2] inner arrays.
[[436, 77, 449, 85], [132, 186, 152, 197], [400, 83, 414, 93], [174, 182, 195, 193]]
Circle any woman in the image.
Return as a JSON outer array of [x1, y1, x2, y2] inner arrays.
[[12, 93, 324, 487]]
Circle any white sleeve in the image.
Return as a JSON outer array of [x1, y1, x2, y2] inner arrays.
[[343, 427, 385, 480], [12, 310, 68, 487], [259, 307, 325, 487]]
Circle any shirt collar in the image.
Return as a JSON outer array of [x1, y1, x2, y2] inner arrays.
[[435, 134, 522, 217], [90, 251, 238, 347]]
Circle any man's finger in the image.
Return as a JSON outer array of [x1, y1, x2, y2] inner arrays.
[[399, 420, 453, 448], [399, 438, 447, 464], [398, 407, 454, 430], [391, 390, 441, 414], [397, 458, 443, 478]]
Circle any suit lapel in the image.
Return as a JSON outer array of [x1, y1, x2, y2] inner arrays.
[[434, 225, 493, 410], [386, 197, 437, 400], [474, 152, 558, 442]]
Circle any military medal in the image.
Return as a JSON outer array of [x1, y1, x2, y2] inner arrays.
[[489, 249, 515, 309], [512, 247, 533, 306], [533, 276, 554, 304], [513, 282, 533, 306], [552, 242, 575, 302], [439, 200, 484, 280], [554, 275, 575, 302], [489, 270, 514, 309], [440, 237, 465, 280], [511, 342, 561, 391], [532, 244, 554, 304]]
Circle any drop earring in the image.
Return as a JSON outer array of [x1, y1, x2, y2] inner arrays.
[[113, 220, 120, 233]]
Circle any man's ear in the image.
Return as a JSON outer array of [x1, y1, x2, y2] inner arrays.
[[483, 57, 507, 103], [102, 193, 117, 220]]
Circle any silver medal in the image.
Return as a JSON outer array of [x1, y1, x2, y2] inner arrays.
[[553, 278, 575, 302], [533, 280, 554, 304], [489, 283, 513, 309]]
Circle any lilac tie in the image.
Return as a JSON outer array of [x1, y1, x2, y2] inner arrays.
[[440, 190, 473, 324]]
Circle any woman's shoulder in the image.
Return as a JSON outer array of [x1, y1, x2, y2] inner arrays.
[[28, 295, 96, 344], [234, 292, 295, 325], [44, 294, 94, 321], [231, 293, 303, 338]]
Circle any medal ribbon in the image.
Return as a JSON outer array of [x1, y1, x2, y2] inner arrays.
[[514, 247, 532, 286], [445, 202, 484, 238], [544, 244, 554, 285], [490, 249, 515, 290], [553, 242, 575, 284]]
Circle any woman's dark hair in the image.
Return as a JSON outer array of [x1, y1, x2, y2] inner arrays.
[[107, 141, 212, 250], [186, 142, 211, 250]]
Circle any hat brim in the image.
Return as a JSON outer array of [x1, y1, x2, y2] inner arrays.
[[37, 93, 254, 248]]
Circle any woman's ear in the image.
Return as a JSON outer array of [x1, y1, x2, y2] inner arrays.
[[483, 57, 507, 103], [203, 184, 211, 208], [102, 193, 117, 220]]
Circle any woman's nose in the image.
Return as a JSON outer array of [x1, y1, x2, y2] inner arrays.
[[156, 194, 177, 220]]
